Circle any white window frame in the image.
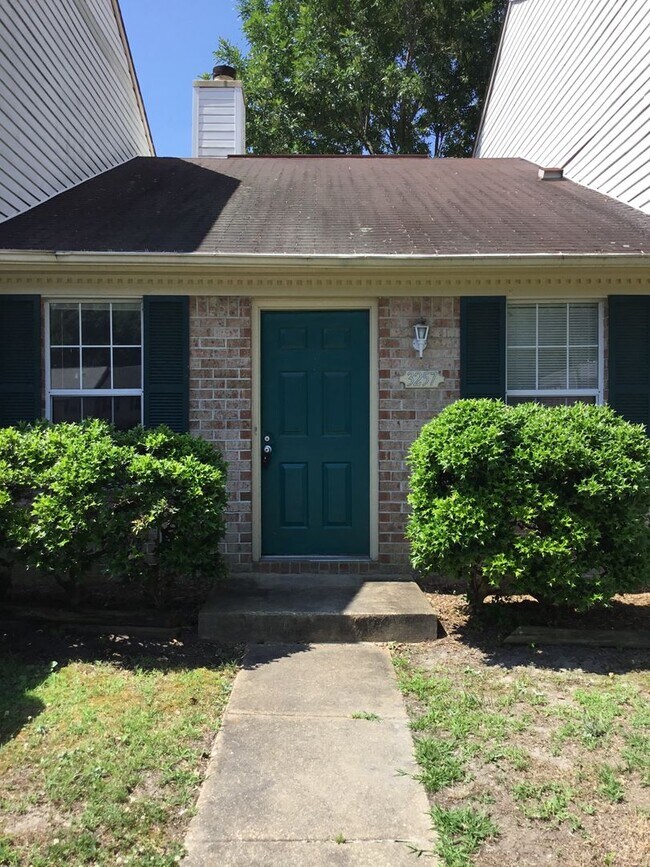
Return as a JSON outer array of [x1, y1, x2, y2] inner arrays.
[[505, 300, 604, 405], [45, 299, 144, 424]]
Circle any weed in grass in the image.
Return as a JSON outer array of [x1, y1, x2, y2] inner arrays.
[[476, 792, 496, 805], [431, 805, 499, 867], [598, 765, 625, 803], [485, 744, 531, 772], [549, 687, 635, 752], [0, 836, 19, 866], [397, 664, 454, 706], [414, 737, 466, 793], [351, 711, 380, 721], [622, 731, 650, 784], [410, 690, 520, 744], [512, 781, 581, 829]]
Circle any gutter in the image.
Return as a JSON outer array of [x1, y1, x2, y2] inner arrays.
[[0, 250, 648, 272]]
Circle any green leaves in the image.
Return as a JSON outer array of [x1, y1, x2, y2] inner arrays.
[[215, 0, 506, 156], [0, 422, 228, 605], [407, 400, 650, 608]]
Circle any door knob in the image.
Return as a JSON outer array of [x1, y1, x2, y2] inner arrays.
[[262, 436, 272, 466]]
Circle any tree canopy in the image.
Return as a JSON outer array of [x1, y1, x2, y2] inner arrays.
[[215, 0, 506, 156]]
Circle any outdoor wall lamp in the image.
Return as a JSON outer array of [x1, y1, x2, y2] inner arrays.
[[412, 320, 429, 358]]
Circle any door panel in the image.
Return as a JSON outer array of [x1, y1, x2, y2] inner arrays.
[[261, 310, 370, 556]]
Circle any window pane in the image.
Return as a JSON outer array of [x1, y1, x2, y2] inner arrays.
[[538, 347, 567, 388], [112, 304, 141, 345], [113, 347, 141, 388], [81, 303, 110, 345], [507, 348, 536, 389], [82, 396, 113, 423], [114, 396, 141, 430], [52, 396, 81, 422], [507, 305, 536, 346], [569, 347, 598, 388], [82, 347, 111, 389], [569, 303, 598, 346], [508, 395, 596, 407], [538, 304, 566, 346], [50, 303, 79, 346], [51, 348, 80, 388]]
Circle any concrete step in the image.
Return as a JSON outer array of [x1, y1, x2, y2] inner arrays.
[[198, 575, 438, 643]]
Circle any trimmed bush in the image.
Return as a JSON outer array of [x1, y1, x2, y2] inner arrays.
[[407, 400, 650, 609], [0, 421, 227, 604], [110, 427, 228, 603]]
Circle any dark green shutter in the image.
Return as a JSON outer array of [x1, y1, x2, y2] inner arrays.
[[460, 296, 506, 399], [0, 294, 41, 426], [609, 295, 650, 429], [143, 296, 189, 432]]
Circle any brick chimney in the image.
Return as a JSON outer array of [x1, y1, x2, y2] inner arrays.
[[192, 65, 245, 157]]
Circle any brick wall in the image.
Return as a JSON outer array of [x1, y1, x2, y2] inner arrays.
[[189, 295, 461, 573], [189, 296, 253, 570], [377, 297, 461, 570]]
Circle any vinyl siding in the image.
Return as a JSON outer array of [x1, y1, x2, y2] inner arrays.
[[192, 82, 245, 157], [476, 0, 650, 215], [0, 0, 152, 221]]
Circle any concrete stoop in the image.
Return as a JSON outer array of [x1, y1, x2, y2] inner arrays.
[[198, 574, 438, 643]]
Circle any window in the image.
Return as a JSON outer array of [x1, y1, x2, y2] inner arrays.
[[47, 301, 142, 429], [506, 302, 602, 406]]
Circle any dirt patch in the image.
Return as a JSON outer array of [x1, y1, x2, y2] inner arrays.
[[424, 590, 650, 675], [398, 593, 650, 867], [0, 807, 70, 845]]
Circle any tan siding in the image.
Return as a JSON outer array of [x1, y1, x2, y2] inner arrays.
[[0, 0, 152, 221], [476, 0, 650, 216]]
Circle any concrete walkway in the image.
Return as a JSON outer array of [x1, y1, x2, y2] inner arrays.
[[183, 643, 436, 865]]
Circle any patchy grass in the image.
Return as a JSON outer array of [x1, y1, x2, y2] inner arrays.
[[431, 805, 499, 867], [394, 593, 650, 866], [0, 630, 238, 866]]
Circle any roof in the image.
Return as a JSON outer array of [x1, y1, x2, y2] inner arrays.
[[0, 156, 648, 257]]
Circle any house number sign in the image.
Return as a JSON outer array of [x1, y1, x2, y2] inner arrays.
[[399, 370, 444, 389]]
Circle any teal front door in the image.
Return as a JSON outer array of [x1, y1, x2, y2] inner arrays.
[[261, 310, 370, 556]]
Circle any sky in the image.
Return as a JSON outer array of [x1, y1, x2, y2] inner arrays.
[[120, 1, 246, 157]]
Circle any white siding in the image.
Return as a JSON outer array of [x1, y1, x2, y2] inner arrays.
[[476, 0, 650, 215], [0, 0, 153, 221], [192, 80, 246, 158]]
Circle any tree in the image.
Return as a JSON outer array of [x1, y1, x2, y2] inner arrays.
[[215, 0, 506, 156]]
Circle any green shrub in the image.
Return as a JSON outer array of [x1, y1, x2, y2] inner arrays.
[[0, 422, 228, 605], [407, 400, 650, 608], [109, 427, 228, 603]]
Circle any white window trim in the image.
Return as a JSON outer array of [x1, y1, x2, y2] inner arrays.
[[505, 300, 604, 405], [45, 299, 144, 424]]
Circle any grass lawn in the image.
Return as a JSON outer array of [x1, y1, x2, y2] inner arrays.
[[395, 593, 650, 867], [0, 628, 239, 866]]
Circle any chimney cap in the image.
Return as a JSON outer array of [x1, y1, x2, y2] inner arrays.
[[212, 64, 236, 81], [538, 166, 564, 181]]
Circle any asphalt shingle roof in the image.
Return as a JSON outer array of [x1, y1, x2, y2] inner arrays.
[[0, 156, 648, 256]]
